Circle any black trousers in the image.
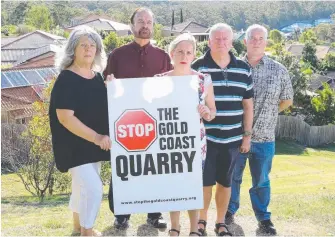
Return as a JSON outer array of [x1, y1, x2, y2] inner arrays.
[[108, 178, 162, 220]]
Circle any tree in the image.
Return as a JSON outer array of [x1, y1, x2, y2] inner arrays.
[[153, 23, 163, 42], [50, 25, 68, 38], [119, 35, 134, 46], [11, 2, 30, 25], [321, 52, 335, 70], [274, 50, 313, 115], [103, 32, 122, 54], [233, 40, 246, 56], [271, 43, 284, 56], [50, 2, 75, 27], [180, 9, 183, 23], [302, 41, 318, 68], [310, 83, 335, 125], [25, 5, 54, 31], [299, 29, 317, 44], [16, 24, 36, 36], [1, 9, 8, 26], [171, 10, 175, 36], [269, 29, 283, 43], [197, 41, 209, 56], [1, 25, 18, 36], [313, 23, 331, 41], [157, 36, 176, 52]]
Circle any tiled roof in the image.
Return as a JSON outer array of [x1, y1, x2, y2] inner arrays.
[[309, 71, 335, 91], [1, 30, 66, 48], [67, 18, 130, 31], [316, 45, 331, 60], [15, 45, 60, 65], [11, 55, 55, 70], [286, 44, 332, 60], [1, 36, 18, 46], [164, 21, 208, 33], [9, 107, 36, 119], [1, 86, 42, 111], [35, 30, 65, 40], [286, 44, 304, 57], [1, 49, 34, 63], [70, 14, 114, 27]]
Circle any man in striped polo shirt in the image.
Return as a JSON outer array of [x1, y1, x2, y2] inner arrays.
[[192, 23, 254, 236]]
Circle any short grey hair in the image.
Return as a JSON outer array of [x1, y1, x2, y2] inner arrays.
[[55, 25, 107, 72], [245, 24, 268, 41], [209, 23, 234, 40], [168, 33, 197, 56]]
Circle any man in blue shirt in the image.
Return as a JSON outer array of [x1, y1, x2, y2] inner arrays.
[[192, 23, 254, 236]]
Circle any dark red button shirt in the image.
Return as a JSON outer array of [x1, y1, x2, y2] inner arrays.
[[103, 41, 173, 79]]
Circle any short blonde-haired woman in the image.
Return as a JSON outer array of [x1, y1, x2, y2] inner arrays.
[[158, 33, 216, 236], [49, 26, 111, 236]]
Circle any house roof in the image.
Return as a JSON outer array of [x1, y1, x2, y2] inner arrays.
[[71, 13, 114, 26], [15, 44, 60, 66], [1, 30, 65, 49], [1, 49, 35, 63], [309, 71, 335, 91], [1, 36, 18, 46], [286, 44, 304, 57], [164, 21, 208, 33], [9, 107, 36, 119], [12, 55, 55, 70], [234, 32, 245, 41], [1, 67, 57, 90], [1, 86, 42, 111], [286, 44, 332, 60], [316, 45, 332, 59], [67, 18, 130, 31]]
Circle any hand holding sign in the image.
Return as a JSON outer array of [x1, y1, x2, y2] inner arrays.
[[105, 74, 115, 87], [198, 104, 211, 121]]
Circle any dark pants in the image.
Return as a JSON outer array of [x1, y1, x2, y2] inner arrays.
[[108, 178, 162, 220]]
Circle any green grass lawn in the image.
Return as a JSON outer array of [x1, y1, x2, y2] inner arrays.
[[1, 140, 335, 236]]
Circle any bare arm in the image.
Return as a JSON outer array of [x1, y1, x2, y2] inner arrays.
[[204, 83, 216, 120], [242, 98, 253, 132], [240, 98, 253, 153], [56, 109, 111, 150], [279, 99, 293, 113]]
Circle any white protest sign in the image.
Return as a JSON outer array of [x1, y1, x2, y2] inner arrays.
[[107, 76, 203, 215]]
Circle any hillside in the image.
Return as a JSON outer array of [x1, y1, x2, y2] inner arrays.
[[2, 1, 335, 30]]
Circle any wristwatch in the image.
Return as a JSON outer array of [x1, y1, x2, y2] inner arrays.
[[243, 131, 252, 137]]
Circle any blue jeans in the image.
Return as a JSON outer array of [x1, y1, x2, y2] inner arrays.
[[228, 141, 275, 221]]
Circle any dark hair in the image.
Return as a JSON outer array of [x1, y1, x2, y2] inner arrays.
[[130, 7, 154, 24]]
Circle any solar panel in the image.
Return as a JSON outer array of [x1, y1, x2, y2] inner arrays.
[[4, 72, 29, 87], [37, 69, 55, 82], [21, 70, 45, 85], [1, 73, 12, 88]]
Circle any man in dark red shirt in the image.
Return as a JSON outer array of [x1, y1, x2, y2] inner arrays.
[[104, 7, 172, 230]]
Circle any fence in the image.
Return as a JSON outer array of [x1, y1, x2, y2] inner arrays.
[[275, 115, 335, 147]]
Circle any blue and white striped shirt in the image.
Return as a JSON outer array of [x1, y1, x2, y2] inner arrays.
[[192, 50, 254, 147]]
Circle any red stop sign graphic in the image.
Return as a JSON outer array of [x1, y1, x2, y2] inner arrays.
[[115, 109, 157, 152]]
